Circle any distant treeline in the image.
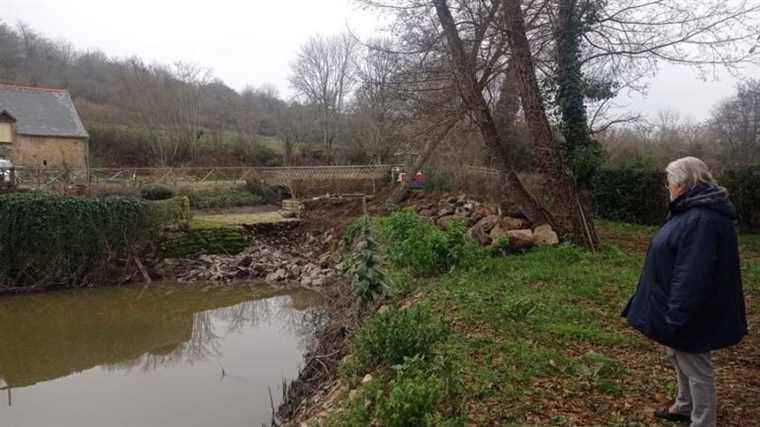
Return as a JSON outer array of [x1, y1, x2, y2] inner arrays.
[[3, 21, 758, 174], [0, 22, 301, 167]]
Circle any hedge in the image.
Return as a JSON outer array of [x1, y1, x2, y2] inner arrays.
[[0, 193, 156, 290], [144, 196, 191, 231], [593, 165, 760, 229], [181, 187, 264, 210], [592, 168, 669, 225], [141, 183, 176, 201], [722, 165, 760, 229]]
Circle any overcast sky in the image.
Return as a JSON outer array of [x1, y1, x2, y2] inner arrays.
[[3, 0, 757, 122]]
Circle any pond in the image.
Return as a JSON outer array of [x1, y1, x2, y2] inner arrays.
[[0, 283, 324, 427]]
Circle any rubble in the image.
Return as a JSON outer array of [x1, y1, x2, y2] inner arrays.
[[161, 230, 340, 287], [468, 215, 498, 245], [415, 194, 560, 250]]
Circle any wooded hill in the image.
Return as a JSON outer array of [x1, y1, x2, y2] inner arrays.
[[0, 22, 289, 167]]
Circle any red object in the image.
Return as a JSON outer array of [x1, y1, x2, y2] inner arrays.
[[410, 170, 425, 189]]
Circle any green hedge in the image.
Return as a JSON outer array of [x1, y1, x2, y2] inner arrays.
[[141, 183, 176, 201], [144, 196, 191, 231], [592, 168, 669, 225], [0, 193, 155, 290], [592, 165, 760, 229], [722, 165, 760, 229], [181, 187, 264, 210]]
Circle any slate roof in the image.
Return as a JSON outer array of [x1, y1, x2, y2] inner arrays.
[[0, 84, 88, 138], [0, 110, 16, 122]]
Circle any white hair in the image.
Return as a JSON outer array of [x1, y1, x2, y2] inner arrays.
[[665, 156, 718, 190]]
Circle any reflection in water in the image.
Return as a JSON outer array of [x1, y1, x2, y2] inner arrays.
[[0, 283, 324, 427]]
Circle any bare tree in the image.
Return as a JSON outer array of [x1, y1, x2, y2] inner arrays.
[[351, 38, 408, 163], [289, 34, 358, 163], [276, 102, 321, 165], [170, 62, 213, 163], [711, 79, 760, 167], [117, 60, 212, 166]]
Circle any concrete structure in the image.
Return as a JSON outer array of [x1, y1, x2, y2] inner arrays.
[[0, 84, 89, 168]]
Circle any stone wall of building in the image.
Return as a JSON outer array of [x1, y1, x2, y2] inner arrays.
[[12, 135, 88, 168]]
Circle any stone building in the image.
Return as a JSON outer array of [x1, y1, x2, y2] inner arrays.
[[0, 84, 89, 169]]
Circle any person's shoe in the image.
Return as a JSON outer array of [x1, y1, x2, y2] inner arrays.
[[654, 408, 690, 423]]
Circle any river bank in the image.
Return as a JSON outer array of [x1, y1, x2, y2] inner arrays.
[[274, 209, 760, 426], [4, 189, 756, 425]]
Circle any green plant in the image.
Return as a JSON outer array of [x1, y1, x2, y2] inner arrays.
[[343, 216, 371, 245], [140, 183, 175, 201], [380, 210, 478, 274], [353, 304, 450, 370], [0, 193, 154, 289], [377, 375, 443, 427], [348, 217, 392, 303]]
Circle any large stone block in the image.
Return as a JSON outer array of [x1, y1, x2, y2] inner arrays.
[[533, 224, 559, 245], [468, 215, 499, 245]]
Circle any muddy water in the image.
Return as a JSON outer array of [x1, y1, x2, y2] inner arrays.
[[0, 283, 324, 427]]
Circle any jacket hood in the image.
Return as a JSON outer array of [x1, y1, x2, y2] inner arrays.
[[670, 183, 737, 220]]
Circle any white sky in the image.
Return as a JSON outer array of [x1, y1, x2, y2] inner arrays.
[[3, 0, 757, 122]]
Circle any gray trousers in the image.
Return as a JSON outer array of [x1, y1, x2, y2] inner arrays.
[[668, 349, 716, 427]]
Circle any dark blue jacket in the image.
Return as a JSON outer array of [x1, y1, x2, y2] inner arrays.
[[623, 184, 747, 353]]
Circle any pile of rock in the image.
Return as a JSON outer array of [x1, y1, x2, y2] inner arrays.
[[414, 194, 559, 249], [164, 231, 340, 287]]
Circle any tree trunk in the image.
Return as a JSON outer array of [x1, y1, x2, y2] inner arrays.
[[432, 0, 553, 227], [504, 0, 598, 249], [554, 0, 601, 246]]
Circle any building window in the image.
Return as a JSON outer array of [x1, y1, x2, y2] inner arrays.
[[0, 123, 11, 143]]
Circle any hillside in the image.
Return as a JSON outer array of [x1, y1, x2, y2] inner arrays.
[[0, 22, 287, 167]]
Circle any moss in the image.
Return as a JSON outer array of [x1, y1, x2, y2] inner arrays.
[[160, 228, 252, 257]]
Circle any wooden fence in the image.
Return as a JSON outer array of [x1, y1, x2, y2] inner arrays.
[[8, 165, 398, 195]]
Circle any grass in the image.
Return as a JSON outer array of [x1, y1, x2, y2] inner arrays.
[[326, 217, 759, 426], [191, 212, 296, 230]]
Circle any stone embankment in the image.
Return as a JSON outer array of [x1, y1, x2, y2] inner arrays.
[[159, 228, 341, 288], [159, 193, 559, 288]]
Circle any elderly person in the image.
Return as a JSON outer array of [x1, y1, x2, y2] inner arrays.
[[623, 157, 747, 427]]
